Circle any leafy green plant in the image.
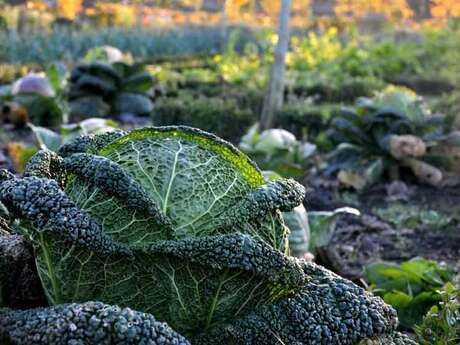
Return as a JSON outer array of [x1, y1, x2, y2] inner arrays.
[[3, 119, 117, 173], [212, 30, 269, 89], [284, 205, 360, 258], [0, 126, 415, 345], [373, 203, 453, 230], [239, 124, 316, 178], [83, 45, 126, 64], [287, 71, 385, 103], [29, 118, 118, 152], [262, 171, 359, 258], [0, 27, 255, 65], [1, 67, 67, 127], [285, 29, 416, 103], [366, 258, 455, 329], [68, 57, 154, 118], [274, 101, 340, 143], [261, 170, 310, 259], [416, 282, 460, 345], [308, 207, 360, 252], [327, 86, 460, 189], [0, 301, 190, 345]]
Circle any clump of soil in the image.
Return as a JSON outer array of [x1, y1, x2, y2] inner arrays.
[[0, 234, 46, 308], [305, 178, 460, 282]]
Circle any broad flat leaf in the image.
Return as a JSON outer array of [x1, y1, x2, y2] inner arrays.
[[364, 159, 384, 184], [331, 117, 369, 145], [308, 207, 359, 251], [122, 72, 154, 93], [113, 92, 153, 115], [69, 96, 110, 118], [86, 63, 121, 83], [60, 118, 117, 143], [112, 61, 145, 77], [14, 94, 63, 127], [385, 291, 440, 329], [29, 127, 297, 336], [75, 74, 117, 95], [46, 63, 67, 93], [253, 129, 297, 154], [284, 205, 310, 257], [366, 262, 423, 293], [383, 291, 412, 311], [400, 259, 454, 286], [28, 123, 62, 152], [238, 123, 260, 152]]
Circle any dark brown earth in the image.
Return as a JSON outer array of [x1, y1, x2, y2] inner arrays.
[[305, 176, 460, 283], [0, 234, 46, 308]]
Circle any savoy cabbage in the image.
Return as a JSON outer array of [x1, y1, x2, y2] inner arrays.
[[0, 126, 417, 345]]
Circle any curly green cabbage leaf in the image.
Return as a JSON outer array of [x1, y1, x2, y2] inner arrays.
[[0, 126, 417, 345]]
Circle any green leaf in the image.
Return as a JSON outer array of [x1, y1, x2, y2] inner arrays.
[[364, 158, 384, 184], [46, 63, 67, 94], [24, 127, 303, 334], [308, 207, 359, 251], [28, 123, 62, 152], [366, 262, 423, 293], [113, 92, 153, 116], [75, 74, 117, 95], [1, 126, 418, 344], [383, 290, 412, 310], [400, 291, 440, 329], [284, 204, 310, 257], [60, 118, 117, 143], [331, 117, 369, 145], [122, 72, 154, 93], [14, 94, 63, 127], [69, 96, 111, 118]]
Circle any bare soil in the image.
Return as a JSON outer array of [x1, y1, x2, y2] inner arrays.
[[304, 177, 460, 283]]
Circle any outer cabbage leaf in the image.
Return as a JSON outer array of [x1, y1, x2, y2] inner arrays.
[[5, 126, 302, 337], [0, 301, 190, 345], [0, 126, 417, 345]]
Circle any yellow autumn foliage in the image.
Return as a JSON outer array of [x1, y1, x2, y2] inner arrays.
[[90, 2, 137, 27], [56, 0, 82, 20], [431, 0, 460, 19], [335, 0, 413, 21]]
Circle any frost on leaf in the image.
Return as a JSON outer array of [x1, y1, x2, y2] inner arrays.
[[0, 126, 416, 345]]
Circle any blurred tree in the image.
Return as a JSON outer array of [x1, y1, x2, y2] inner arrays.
[[225, 0, 251, 18], [260, 0, 280, 16], [181, 0, 204, 10], [431, 0, 460, 19], [260, 0, 292, 130], [259, 0, 310, 19], [406, 0, 431, 20], [91, 2, 136, 27], [334, 0, 413, 21], [57, 0, 82, 20]]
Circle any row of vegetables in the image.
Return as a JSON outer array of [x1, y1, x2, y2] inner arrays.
[[4, 48, 460, 190]]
